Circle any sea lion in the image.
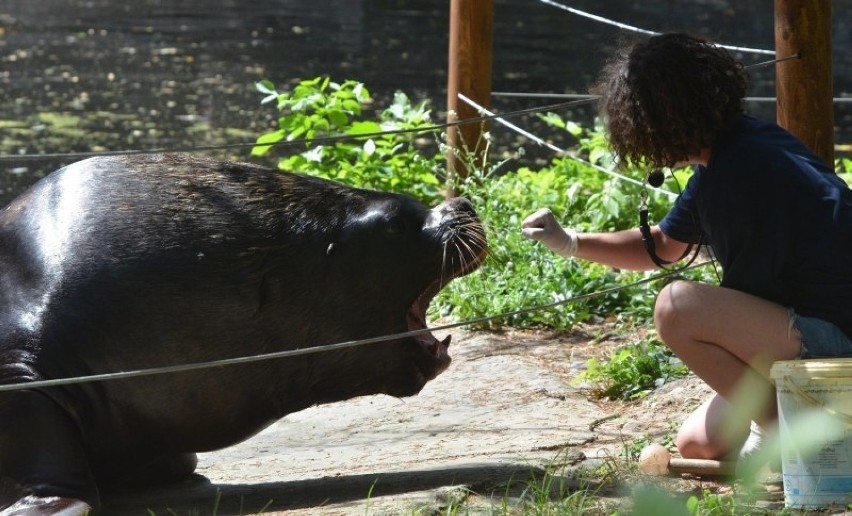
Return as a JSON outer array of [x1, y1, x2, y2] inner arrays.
[[0, 154, 487, 514]]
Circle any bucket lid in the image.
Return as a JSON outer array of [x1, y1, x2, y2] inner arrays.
[[771, 358, 852, 380]]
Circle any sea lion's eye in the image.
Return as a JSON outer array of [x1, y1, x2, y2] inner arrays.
[[384, 216, 406, 239]]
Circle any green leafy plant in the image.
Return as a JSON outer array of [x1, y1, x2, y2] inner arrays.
[[251, 78, 715, 332], [252, 77, 444, 205], [630, 484, 695, 516], [686, 489, 737, 516], [432, 126, 693, 329], [578, 335, 689, 400], [435, 113, 720, 329], [622, 436, 652, 463], [433, 161, 656, 329]]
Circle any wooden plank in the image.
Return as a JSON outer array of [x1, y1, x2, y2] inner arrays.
[[774, 0, 835, 165], [669, 458, 734, 477]]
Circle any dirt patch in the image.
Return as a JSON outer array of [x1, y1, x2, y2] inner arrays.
[[100, 324, 778, 515]]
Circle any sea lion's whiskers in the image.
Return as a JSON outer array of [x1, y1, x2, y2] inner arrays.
[[440, 239, 453, 287]]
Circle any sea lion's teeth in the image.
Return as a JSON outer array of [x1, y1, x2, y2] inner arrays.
[[427, 340, 439, 356]]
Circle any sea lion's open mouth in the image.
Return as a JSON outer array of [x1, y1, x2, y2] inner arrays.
[[406, 279, 451, 378], [404, 196, 487, 380]]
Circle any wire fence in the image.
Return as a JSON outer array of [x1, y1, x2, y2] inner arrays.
[[0, 2, 817, 391]]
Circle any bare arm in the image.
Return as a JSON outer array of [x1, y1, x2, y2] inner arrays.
[[521, 208, 690, 271], [575, 226, 690, 271]]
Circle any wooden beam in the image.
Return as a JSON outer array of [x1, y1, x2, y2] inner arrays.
[[774, 0, 834, 166], [446, 0, 493, 189]]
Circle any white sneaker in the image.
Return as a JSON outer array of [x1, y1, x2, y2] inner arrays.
[[739, 421, 765, 459], [737, 421, 781, 479]]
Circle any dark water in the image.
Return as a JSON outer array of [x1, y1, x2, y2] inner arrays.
[[1, 0, 850, 206]]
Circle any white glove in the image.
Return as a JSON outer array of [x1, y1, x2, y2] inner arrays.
[[521, 208, 579, 257]]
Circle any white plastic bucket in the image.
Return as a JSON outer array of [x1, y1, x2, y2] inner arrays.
[[771, 359, 852, 509]]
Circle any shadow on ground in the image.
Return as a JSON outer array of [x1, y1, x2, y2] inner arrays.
[[102, 463, 574, 515], [97, 328, 709, 515]]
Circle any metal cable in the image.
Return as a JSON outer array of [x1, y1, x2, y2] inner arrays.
[[538, 0, 775, 56], [0, 97, 598, 163], [491, 54, 804, 102], [457, 93, 678, 199], [0, 51, 800, 163], [0, 260, 712, 393]]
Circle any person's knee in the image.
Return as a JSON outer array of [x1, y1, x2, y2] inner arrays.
[[676, 430, 724, 460], [675, 422, 734, 460], [654, 280, 697, 340], [675, 430, 705, 459]]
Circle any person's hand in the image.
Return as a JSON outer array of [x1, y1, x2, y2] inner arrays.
[[521, 208, 578, 257]]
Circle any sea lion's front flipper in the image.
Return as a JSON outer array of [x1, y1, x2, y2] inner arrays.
[[0, 390, 99, 513]]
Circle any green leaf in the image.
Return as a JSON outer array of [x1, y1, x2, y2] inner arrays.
[[256, 80, 279, 104], [537, 112, 565, 130], [352, 82, 370, 102], [301, 77, 322, 88], [251, 129, 286, 156], [255, 79, 277, 95], [589, 146, 606, 165], [565, 120, 583, 137], [346, 121, 382, 135], [312, 117, 330, 134], [290, 97, 313, 113], [303, 146, 324, 163], [287, 126, 307, 141], [328, 110, 348, 129], [342, 99, 361, 113]]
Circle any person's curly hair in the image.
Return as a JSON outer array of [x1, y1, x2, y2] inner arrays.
[[591, 33, 749, 169]]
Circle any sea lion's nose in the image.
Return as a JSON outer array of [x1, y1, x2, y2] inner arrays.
[[443, 196, 474, 213], [428, 197, 475, 222]]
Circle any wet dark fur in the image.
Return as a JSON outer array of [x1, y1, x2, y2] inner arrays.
[[0, 154, 486, 512]]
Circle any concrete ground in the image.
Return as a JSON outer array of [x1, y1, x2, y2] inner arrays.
[[100, 327, 720, 515]]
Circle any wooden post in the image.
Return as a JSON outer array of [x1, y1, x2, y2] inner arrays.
[[774, 0, 834, 166], [446, 0, 493, 190]]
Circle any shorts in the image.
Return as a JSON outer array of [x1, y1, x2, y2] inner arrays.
[[789, 309, 852, 359]]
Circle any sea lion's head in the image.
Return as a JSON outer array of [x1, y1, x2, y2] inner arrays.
[[314, 190, 487, 398]]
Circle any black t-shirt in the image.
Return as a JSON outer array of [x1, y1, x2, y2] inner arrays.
[[660, 115, 852, 340]]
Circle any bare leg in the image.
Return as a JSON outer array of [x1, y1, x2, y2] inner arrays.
[[654, 280, 801, 459], [676, 393, 751, 459]]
